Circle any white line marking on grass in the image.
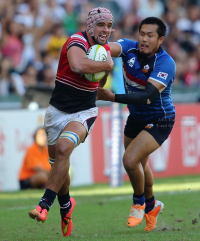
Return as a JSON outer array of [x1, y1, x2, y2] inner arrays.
[[1, 189, 198, 211], [2, 181, 199, 200], [3, 205, 36, 210], [101, 189, 198, 203]]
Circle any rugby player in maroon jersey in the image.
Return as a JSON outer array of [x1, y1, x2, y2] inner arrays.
[[28, 7, 114, 236]]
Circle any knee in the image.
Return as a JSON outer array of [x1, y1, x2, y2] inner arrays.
[[123, 153, 136, 172], [56, 140, 73, 159]]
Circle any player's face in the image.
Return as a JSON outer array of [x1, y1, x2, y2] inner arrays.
[[138, 24, 164, 57], [93, 21, 113, 45]]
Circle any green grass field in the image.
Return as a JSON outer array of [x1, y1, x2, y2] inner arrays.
[[0, 175, 200, 241]]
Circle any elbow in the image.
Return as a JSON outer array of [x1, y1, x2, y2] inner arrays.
[[70, 64, 82, 74]]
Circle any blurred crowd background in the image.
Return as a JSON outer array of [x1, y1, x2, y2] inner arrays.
[[0, 0, 200, 103]]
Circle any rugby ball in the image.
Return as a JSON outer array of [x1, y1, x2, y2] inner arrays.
[[85, 45, 107, 82]]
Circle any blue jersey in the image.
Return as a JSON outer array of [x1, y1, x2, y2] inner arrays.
[[117, 39, 176, 121]]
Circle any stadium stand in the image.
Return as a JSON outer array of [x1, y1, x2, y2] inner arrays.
[[0, 0, 200, 108]]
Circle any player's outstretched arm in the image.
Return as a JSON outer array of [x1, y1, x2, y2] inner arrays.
[[97, 79, 165, 105], [108, 42, 122, 57], [67, 46, 113, 74], [96, 87, 115, 101]]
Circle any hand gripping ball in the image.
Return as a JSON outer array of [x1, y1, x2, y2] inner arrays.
[[85, 45, 107, 82]]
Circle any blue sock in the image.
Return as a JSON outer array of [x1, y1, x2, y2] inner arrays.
[[133, 193, 145, 206], [58, 192, 71, 216], [145, 196, 155, 213], [39, 188, 57, 211]]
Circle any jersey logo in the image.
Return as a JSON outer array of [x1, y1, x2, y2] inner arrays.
[[145, 124, 154, 129], [127, 57, 135, 67], [157, 72, 168, 80], [117, 39, 124, 42], [71, 34, 87, 42], [102, 54, 107, 61], [142, 64, 150, 73]]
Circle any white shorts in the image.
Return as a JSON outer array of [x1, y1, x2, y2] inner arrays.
[[44, 105, 98, 145]]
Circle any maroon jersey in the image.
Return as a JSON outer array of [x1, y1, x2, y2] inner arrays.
[[50, 31, 99, 113]]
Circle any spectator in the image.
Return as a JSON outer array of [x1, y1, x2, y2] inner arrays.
[[36, 50, 57, 79], [47, 24, 67, 59], [184, 56, 199, 86], [19, 127, 50, 189], [0, 57, 26, 97], [1, 20, 24, 67], [38, 65, 55, 88], [122, 11, 140, 39], [40, 0, 66, 24], [40, 51, 54, 67], [62, 1, 78, 35], [0, 0, 200, 98], [0, 57, 13, 96], [173, 48, 188, 86], [138, 0, 165, 19], [176, 3, 200, 36], [21, 64, 38, 88]]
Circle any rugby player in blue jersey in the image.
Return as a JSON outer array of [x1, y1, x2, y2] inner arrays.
[[97, 17, 176, 231]]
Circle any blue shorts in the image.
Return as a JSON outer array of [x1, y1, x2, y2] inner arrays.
[[124, 115, 175, 146]]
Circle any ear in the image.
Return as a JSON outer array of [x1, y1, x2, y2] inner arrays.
[[158, 36, 165, 45]]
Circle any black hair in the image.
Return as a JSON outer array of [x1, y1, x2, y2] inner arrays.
[[139, 17, 167, 38], [40, 50, 50, 59]]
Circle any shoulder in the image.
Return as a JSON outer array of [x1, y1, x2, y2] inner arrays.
[[68, 32, 87, 43], [156, 49, 175, 67], [67, 32, 89, 52], [117, 38, 137, 48], [117, 39, 138, 56], [152, 49, 176, 80]]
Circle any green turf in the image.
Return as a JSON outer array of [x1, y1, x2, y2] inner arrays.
[[0, 175, 200, 241]]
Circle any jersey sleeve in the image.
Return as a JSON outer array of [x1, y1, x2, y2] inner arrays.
[[116, 39, 137, 57], [149, 56, 176, 86], [67, 34, 87, 53]]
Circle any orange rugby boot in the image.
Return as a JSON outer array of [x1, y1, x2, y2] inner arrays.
[[126, 203, 145, 227], [61, 197, 76, 236], [144, 200, 164, 231], [28, 203, 48, 222]]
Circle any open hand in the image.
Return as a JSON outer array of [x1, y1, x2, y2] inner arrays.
[[96, 87, 115, 102]]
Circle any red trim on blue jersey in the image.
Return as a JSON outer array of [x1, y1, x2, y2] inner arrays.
[[123, 64, 146, 86]]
